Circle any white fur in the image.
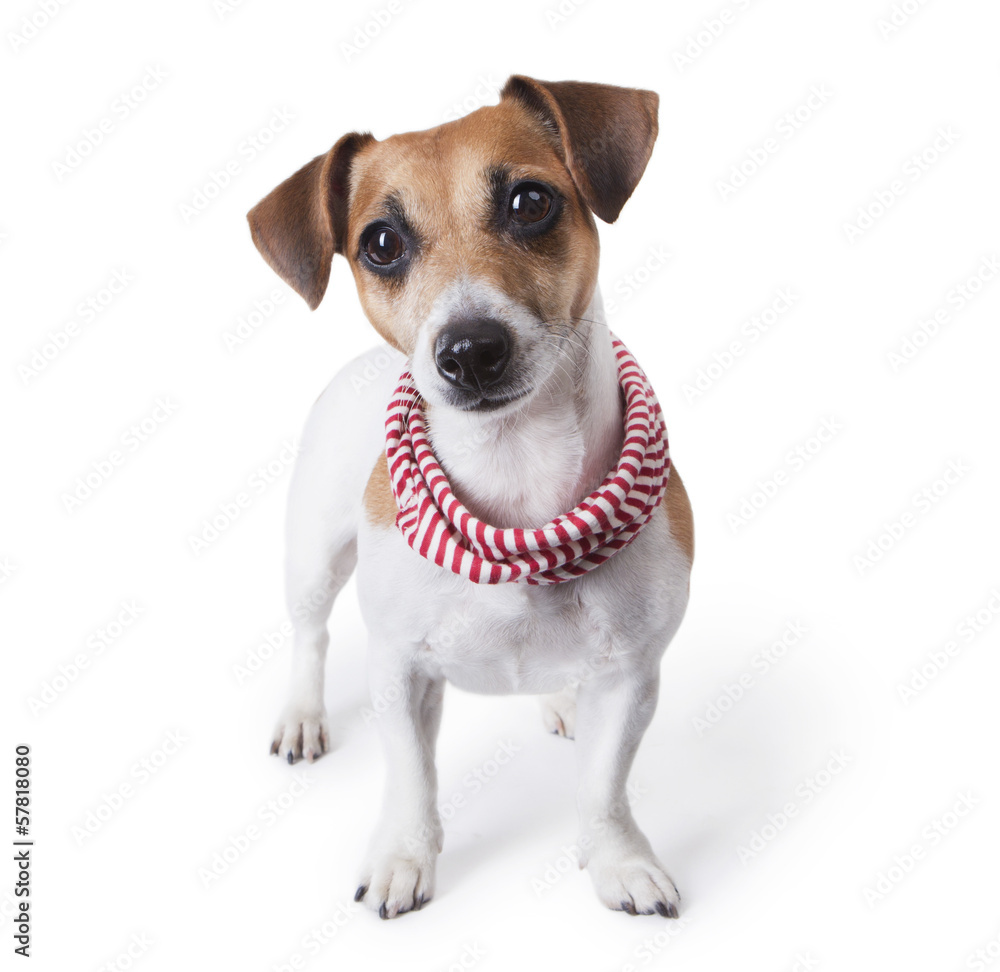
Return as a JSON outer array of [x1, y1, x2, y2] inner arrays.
[[272, 285, 690, 919]]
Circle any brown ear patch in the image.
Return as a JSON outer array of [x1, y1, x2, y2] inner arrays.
[[664, 464, 694, 566], [500, 76, 659, 224], [247, 132, 374, 309]]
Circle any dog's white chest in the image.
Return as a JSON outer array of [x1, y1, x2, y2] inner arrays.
[[357, 522, 616, 695], [420, 582, 601, 694], [357, 505, 681, 698]]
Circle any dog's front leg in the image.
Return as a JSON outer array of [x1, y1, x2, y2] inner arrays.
[[355, 653, 444, 919], [574, 664, 681, 917]]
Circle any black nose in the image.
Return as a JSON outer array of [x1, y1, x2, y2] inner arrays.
[[434, 320, 512, 392]]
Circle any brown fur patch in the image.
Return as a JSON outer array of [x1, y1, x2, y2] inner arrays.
[[363, 453, 398, 529], [664, 463, 694, 566], [342, 98, 601, 354]]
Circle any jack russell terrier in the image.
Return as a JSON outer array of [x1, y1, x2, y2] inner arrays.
[[247, 75, 693, 920]]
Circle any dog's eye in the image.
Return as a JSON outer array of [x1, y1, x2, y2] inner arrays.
[[365, 226, 405, 265], [510, 183, 552, 224]]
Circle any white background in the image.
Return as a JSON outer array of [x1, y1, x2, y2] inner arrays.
[[3, 0, 1000, 969]]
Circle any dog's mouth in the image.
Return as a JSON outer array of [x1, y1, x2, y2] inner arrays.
[[451, 385, 534, 413]]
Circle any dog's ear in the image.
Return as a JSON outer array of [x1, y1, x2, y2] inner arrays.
[[247, 132, 374, 310], [501, 76, 658, 224]]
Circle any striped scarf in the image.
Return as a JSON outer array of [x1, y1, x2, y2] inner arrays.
[[384, 336, 670, 584]]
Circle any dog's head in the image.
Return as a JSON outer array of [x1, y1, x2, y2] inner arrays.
[[248, 76, 658, 413]]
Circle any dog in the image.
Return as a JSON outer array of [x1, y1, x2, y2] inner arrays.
[[247, 75, 693, 919]]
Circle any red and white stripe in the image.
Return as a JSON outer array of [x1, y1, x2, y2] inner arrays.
[[384, 335, 670, 585]]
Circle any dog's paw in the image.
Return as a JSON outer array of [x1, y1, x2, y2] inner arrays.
[[588, 850, 680, 917], [355, 849, 437, 919], [540, 685, 577, 739], [269, 705, 331, 764]]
